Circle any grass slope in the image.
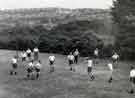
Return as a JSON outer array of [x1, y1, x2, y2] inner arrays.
[[0, 50, 134, 98]]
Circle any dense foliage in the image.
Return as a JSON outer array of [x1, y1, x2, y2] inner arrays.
[[111, 0, 135, 60], [0, 20, 108, 57]]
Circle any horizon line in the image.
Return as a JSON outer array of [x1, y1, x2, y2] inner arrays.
[[0, 7, 111, 11]]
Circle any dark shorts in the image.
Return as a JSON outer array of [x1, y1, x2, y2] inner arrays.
[[112, 59, 117, 63], [12, 63, 17, 69], [130, 77, 135, 84], [35, 68, 40, 72], [87, 67, 92, 73], [50, 61, 54, 65], [94, 55, 98, 59], [69, 60, 73, 65], [27, 53, 31, 57], [27, 67, 33, 73], [74, 56, 78, 60], [22, 57, 26, 61]]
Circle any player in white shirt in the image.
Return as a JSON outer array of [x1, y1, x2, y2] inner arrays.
[[94, 48, 99, 59], [26, 48, 32, 58], [87, 57, 95, 80], [27, 60, 34, 79], [49, 55, 55, 72], [21, 51, 27, 62], [94, 48, 99, 64], [129, 66, 135, 94], [73, 49, 79, 64], [33, 47, 39, 61], [34, 60, 42, 79], [67, 52, 75, 71], [112, 52, 119, 64], [107, 62, 114, 83], [10, 56, 18, 75]]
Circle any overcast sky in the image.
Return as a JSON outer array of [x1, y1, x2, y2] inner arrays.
[[0, 0, 113, 10]]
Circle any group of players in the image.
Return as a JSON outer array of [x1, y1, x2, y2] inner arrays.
[[10, 47, 135, 94], [10, 47, 41, 80]]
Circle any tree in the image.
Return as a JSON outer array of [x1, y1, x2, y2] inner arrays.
[[111, 0, 135, 60]]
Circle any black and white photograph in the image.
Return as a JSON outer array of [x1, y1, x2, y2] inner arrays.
[[0, 0, 135, 97]]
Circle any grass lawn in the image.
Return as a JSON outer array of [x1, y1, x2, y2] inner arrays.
[[0, 50, 135, 98]]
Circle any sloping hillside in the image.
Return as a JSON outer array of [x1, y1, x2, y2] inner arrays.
[[0, 8, 113, 45], [0, 8, 111, 31]]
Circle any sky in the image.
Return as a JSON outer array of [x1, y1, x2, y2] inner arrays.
[[0, 0, 113, 10]]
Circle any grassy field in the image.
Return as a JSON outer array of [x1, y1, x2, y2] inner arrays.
[[0, 50, 135, 98]]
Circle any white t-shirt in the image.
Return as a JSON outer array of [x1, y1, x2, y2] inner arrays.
[[108, 63, 113, 71], [35, 62, 41, 69], [112, 54, 119, 60], [11, 58, 17, 64], [94, 50, 98, 56], [26, 49, 31, 54], [22, 52, 27, 58], [88, 60, 93, 67], [67, 55, 74, 61], [74, 51, 79, 56], [130, 69, 135, 77], [28, 62, 33, 67], [49, 56, 55, 61], [34, 48, 39, 52]]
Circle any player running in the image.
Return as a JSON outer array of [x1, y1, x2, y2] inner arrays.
[[49, 55, 55, 72], [107, 62, 114, 83], [67, 52, 75, 71], [73, 49, 79, 64], [87, 57, 95, 80], [33, 47, 39, 61], [10, 56, 18, 75], [129, 66, 135, 94]]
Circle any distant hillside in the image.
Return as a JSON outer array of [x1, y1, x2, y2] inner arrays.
[[0, 8, 114, 46]]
